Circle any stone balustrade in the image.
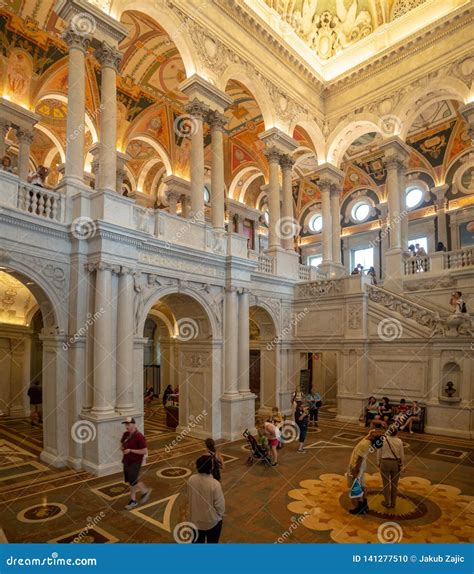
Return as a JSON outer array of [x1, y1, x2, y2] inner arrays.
[[444, 247, 474, 270], [257, 253, 274, 274]]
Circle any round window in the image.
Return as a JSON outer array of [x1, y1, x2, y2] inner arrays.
[[352, 202, 370, 222], [406, 188, 423, 209], [309, 214, 322, 233]]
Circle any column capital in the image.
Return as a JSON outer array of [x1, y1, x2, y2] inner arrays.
[[376, 202, 389, 219], [86, 261, 120, 273], [279, 154, 295, 170], [62, 27, 91, 52], [264, 146, 281, 163], [383, 155, 407, 172], [94, 42, 122, 70], [119, 265, 135, 276], [379, 136, 410, 165], [16, 129, 34, 145], [318, 178, 333, 193], [185, 98, 209, 121], [259, 127, 298, 155], [225, 285, 238, 294], [207, 110, 227, 131], [314, 162, 344, 187], [179, 74, 233, 113]]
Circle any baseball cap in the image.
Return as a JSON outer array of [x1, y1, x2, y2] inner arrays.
[[122, 417, 136, 424]]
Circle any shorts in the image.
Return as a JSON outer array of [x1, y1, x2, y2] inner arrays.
[[123, 462, 142, 486], [269, 438, 280, 447]]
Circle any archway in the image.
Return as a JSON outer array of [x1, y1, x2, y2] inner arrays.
[[140, 292, 217, 439], [249, 306, 277, 415], [0, 265, 67, 469]]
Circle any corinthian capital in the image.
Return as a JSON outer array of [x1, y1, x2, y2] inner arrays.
[[318, 178, 332, 193], [383, 155, 406, 172], [207, 110, 227, 131], [94, 42, 123, 70], [264, 146, 281, 163], [62, 27, 91, 52], [17, 129, 34, 145], [279, 154, 295, 171], [185, 98, 209, 121]]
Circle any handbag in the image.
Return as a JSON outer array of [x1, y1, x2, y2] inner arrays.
[[350, 478, 363, 498], [385, 437, 402, 470]]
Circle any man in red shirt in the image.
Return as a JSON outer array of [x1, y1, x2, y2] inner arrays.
[[120, 417, 151, 510]]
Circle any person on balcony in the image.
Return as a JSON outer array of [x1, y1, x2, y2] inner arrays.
[[367, 266, 377, 285], [28, 165, 49, 187], [436, 242, 447, 252], [1, 155, 13, 173], [450, 291, 467, 314], [415, 243, 427, 257]]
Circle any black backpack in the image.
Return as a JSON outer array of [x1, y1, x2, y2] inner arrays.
[[461, 301, 467, 314]]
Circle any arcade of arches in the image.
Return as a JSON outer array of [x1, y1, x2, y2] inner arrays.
[[0, 0, 472, 544]]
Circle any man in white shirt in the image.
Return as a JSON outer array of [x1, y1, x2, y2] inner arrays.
[[377, 427, 405, 509], [187, 455, 225, 543]]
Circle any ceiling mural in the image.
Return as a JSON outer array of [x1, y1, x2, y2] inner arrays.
[[225, 80, 264, 136]]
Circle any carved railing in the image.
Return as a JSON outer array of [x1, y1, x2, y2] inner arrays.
[[366, 284, 449, 335], [297, 278, 344, 298], [298, 263, 311, 281], [17, 183, 63, 222], [404, 256, 430, 275], [444, 247, 474, 270], [257, 253, 274, 274]]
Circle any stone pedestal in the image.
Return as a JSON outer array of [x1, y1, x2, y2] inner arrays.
[[220, 394, 256, 440], [383, 248, 404, 292]]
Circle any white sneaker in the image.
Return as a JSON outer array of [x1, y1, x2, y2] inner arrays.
[[125, 500, 138, 510]]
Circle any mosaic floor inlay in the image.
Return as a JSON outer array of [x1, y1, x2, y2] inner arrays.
[[17, 503, 67, 523]]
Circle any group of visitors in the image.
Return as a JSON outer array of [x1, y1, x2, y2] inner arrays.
[[347, 425, 405, 515], [120, 416, 225, 543], [351, 264, 377, 285], [0, 155, 50, 186], [365, 396, 422, 433]]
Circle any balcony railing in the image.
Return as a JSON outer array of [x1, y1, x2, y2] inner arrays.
[[18, 182, 64, 222], [404, 256, 430, 275], [298, 263, 311, 281], [444, 247, 473, 270], [257, 253, 274, 274]]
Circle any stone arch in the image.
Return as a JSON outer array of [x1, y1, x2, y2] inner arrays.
[[0, 251, 66, 332], [396, 78, 470, 140], [34, 124, 65, 163], [137, 284, 220, 341], [220, 65, 276, 130], [249, 304, 279, 414], [112, 1, 200, 77], [289, 117, 325, 163], [126, 135, 172, 177], [326, 115, 385, 167]]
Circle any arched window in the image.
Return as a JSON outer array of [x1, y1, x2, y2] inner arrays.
[[309, 214, 322, 233], [351, 201, 371, 223], [203, 185, 210, 204], [406, 187, 423, 209]]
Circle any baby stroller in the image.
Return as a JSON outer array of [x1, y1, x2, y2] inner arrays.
[[243, 429, 272, 468]]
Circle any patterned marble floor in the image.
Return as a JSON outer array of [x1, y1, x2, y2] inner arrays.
[[0, 407, 472, 544]]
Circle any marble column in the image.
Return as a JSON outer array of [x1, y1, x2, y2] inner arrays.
[[90, 263, 115, 414], [280, 154, 295, 250], [385, 156, 404, 250], [9, 338, 30, 417], [94, 43, 122, 194], [0, 119, 10, 158], [116, 267, 135, 413], [63, 27, 90, 185], [330, 186, 342, 264], [237, 288, 251, 394], [185, 99, 209, 221], [180, 195, 191, 218], [208, 110, 227, 230], [224, 287, 239, 396], [265, 148, 282, 249], [398, 161, 409, 250], [166, 191, 178, 215], [17, 129, 33, 181], [433, 184, 449, 248], [377, 202, 390, 278], [319, 179, 333, 263]]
